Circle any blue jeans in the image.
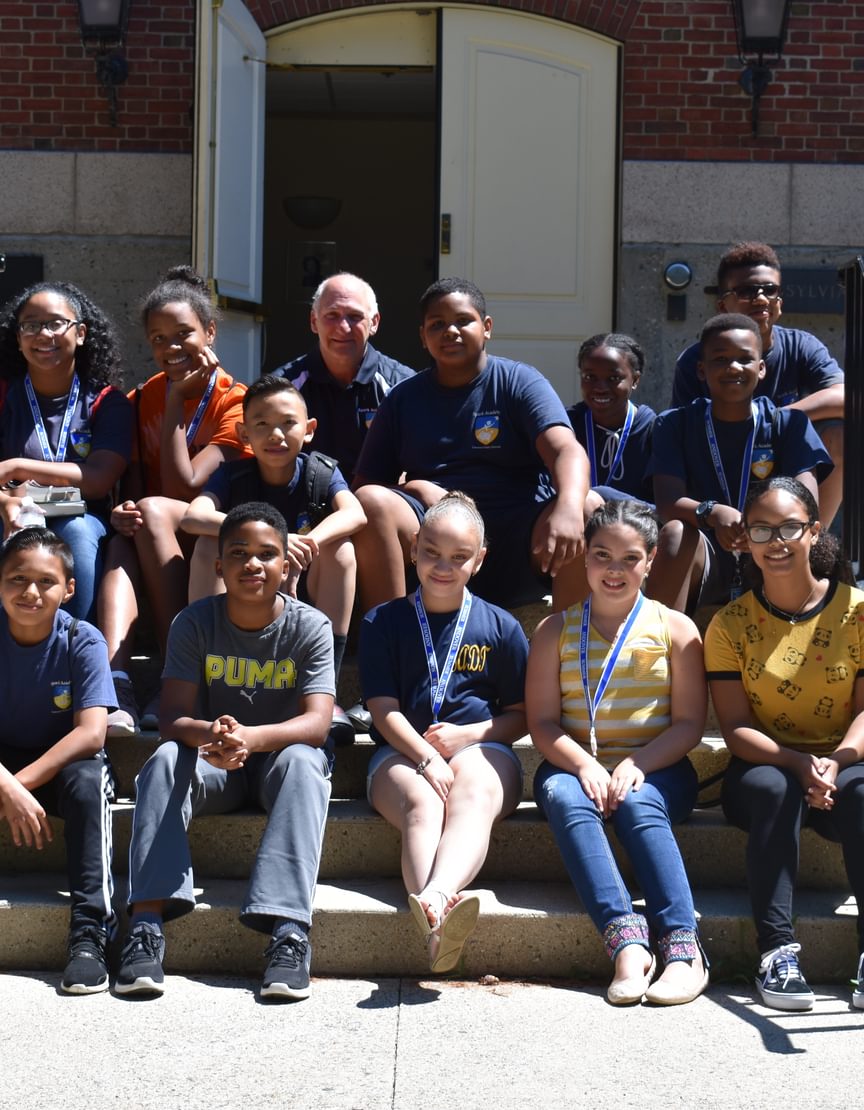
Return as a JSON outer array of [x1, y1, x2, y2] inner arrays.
[[534, 758, 698, 960], [52, 512, 107, 621]]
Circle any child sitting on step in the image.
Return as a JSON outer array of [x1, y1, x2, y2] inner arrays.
[[0, 527, 116, 994], [360, 491, 528, 973], [528, 499, 708, 1006], [116, 502, 334, 1001]]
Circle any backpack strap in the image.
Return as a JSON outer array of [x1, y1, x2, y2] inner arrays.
[[304, 451, 338, 526], [90, 385, 114, 419]]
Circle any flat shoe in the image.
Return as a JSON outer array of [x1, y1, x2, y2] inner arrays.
[[408, 890, 447, 938], [607, 953, 656, 1006], [430, 893, 481, 974], [645, 964, 709, 1006]]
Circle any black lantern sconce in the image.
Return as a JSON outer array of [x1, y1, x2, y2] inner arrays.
[[732, 0, 791, 136], [77, 0, 131, 128]]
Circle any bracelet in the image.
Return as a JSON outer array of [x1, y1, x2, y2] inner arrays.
[[416, 754, 435, 775]]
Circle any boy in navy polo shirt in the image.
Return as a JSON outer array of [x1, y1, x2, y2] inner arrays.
[[182, 375, 365, 687], [0, 527, 116, 993], [649, 313, 832, 613], [352, 278, 590, 612]]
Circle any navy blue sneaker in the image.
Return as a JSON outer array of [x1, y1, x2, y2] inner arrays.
[[262, 931, 311, 1000], [115, 923, 166, 996], [756, 943, 814, 1011]]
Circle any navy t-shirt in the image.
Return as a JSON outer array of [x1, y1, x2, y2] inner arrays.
[[567, 401, 655, 502], [671, 325, 844, 409], [273, 343, 414, 481], [359, 593, 529, 745], [652, 396, 833, 509], [0, 609, 115, 751], [204, 451, 349, 535], [354, 355, 569, 519]]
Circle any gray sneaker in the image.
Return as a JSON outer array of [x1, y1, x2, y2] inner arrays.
[[261, 931, 311, 1001], [106, 676, 139, 737], [115, 923, 166, 996]]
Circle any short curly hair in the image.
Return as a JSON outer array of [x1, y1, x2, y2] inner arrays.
[[717, 241, 781, 290]]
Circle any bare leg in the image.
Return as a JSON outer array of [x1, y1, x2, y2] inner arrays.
[[305, 537, 355, 635], [97, 534, 141, 670], [188, 535, 223, 603], [133, 496, 194, 657], [817, 422, 843, 529], [354, 486, 423, 611], [644, 521, 704, 612], [370, 758, 445, 894]]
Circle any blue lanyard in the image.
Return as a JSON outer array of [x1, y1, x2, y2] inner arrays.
[[579, 592, 644, 758], [24, 373, 80, 463], [704, 401, 757, 513], [167, 370, 218, 447], [584, 401, 635, 487], [414, 588, 473, 723]]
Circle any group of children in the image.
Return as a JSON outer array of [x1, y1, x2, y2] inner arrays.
[[1, 241, 861, 1013]]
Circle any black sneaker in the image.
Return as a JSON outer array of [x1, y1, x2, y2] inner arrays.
[[115, 923, 166, 996], [756, 943, 815, 1011], [853, 952, 864, 1010], [261, 931, 311, 1001], [61, 925, 109, 994]]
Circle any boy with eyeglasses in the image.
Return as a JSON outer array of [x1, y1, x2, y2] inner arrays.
[[647, 313, 832, 614], [671, 241, 844, 525]]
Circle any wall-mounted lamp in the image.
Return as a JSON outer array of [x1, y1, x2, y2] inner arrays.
[[77, 0, 131, 128], [732, 0, 791, 137]]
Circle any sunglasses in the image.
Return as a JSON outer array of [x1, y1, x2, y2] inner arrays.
[[720, 283, 782, 302], [746, 520, 812, 544]]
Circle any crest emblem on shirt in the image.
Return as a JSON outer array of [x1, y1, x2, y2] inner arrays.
[[295, 512, 312, 536], [358, 408, 376, 429], [473, 414, 500, 446], [750, 449, 774, 480], [52, 683, 72, 711], [69, 429, 92, 458]]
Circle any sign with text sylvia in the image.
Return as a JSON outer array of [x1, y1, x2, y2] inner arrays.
[[780, 268, 844, 314]]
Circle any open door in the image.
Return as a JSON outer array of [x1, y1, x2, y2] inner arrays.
[[438, 9, 618, 401], [194, 0, 265, 382]]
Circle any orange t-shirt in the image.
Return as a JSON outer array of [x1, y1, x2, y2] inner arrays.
[[131, 367, 252, 497]]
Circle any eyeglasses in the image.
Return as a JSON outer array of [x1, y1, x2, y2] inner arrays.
[[745, 520, 812, 544], [720, 283, 782, 302], [17, 317, 81, 337]]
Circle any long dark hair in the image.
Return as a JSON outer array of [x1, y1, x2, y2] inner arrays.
[[744, 476, 854, 585], [0, 281, 123, 387]]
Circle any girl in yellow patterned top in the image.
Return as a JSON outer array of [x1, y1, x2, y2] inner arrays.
[[527, 500, 708, 1006], [705, 476, 864, 1013]]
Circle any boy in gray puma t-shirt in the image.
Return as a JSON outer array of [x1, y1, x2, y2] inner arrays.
[[116, 502, 335, 1001]]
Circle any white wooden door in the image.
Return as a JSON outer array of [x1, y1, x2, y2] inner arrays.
[[194, 0, 265, 382], [439, 9, 618, 401]]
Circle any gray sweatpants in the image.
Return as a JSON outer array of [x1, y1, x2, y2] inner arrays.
[[127, 740, 331, 934]]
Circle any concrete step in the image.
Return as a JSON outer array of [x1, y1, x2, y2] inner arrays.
[[1, 875, 857, 982], [103, 731, 731, 803], [1, 794, 848, 892]]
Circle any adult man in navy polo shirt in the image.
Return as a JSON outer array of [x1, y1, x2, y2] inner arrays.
[[272, 273, 414, 482], [671, 241, 844, 525]]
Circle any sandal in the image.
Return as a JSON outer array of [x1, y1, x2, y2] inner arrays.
[[408, 889, 449, 939], [430, 892, 481, 974]]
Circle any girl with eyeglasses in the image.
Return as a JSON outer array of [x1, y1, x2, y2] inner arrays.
[[705, 475, 864, 1013], [0, 282, 132, 619]]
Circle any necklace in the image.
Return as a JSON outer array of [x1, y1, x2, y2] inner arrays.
[[761, 579, 823, 624]]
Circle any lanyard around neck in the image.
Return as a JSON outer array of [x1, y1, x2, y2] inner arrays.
[[25, 373, 80, 463], [414, 588, 473, 723], [584, 401, 635, 487], [166, 369, 218, 447], [704, 401, 757, 513], [579, 592, 644, 758]]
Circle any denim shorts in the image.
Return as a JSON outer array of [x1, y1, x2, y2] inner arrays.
[[366, 740, 523, 802]]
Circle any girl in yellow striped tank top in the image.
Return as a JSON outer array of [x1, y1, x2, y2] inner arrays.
[[528, 499, 709, 1006]]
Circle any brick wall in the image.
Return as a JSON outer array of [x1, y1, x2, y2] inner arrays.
[[3, 1, 862, 162]]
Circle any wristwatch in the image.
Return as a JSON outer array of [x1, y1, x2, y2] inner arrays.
[[695, 500, 716, 523]]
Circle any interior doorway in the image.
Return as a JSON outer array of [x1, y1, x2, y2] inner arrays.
[[261, 64, 437, 372]]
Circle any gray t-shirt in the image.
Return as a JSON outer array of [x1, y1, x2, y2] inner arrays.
[[162, 593, 335, 725]]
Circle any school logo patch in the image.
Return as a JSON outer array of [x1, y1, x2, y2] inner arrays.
[[750, 449, 774, 480], [70, 429, 92, 458], [473, 414, 500, 446], [52, 683, 72, 711], [358, 408, 376, 429], [295, 512, 312, 536]]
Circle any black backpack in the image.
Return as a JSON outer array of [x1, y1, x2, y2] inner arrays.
[[227, 450, 338, 527]]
